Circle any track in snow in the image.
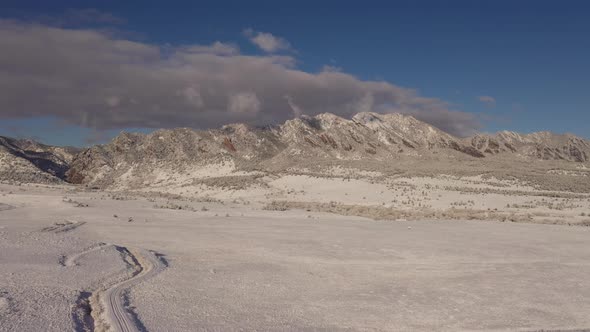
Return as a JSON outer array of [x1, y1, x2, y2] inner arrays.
[[103, 247, 165, 332], [64, 244, 166, 332], [62, 242, 109, 267]]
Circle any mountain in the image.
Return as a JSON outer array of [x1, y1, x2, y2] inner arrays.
[[276, 112, 484, 159], [66, 112, 486, 187], [0, 136, 79, 183], [466, 131, 589, 162], [65, 112, 590, 188], [1, 112, 588, 186]]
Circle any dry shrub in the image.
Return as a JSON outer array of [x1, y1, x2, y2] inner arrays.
[[263, 201, 585, 226]]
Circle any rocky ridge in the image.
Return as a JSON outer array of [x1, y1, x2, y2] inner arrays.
[[1, 112, 589, 187], [0, 136, 79, 183], [466, 131, 589, 162], [64, 112, 590, 188]]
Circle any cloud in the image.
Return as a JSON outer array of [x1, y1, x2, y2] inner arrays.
[[106, 96, 121, 107], [284, 95, 303, 118], [228, 92, 261, 114], [243, 28, 292, 53], [0, 20, 481, 137], [179, 41, 239, 56], [478, 95, 496, 106], [177, 86, 204, 108]]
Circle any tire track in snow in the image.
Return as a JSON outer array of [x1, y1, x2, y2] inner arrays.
[[63, 244, 165, 332], [102, 248, 164, 332]]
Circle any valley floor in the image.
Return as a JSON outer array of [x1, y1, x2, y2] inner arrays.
[[1, 183, 590, 331]]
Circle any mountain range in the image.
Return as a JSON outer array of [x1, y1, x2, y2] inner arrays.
[[1, 112, 588, 187]]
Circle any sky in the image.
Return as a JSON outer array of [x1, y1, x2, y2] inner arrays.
[[0, 0, 588, 146]]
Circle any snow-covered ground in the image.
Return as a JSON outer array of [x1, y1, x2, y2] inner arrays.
[[2, 183, 590, 331]]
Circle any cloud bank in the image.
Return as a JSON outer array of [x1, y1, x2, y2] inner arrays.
[[0, 19, 481, 136]]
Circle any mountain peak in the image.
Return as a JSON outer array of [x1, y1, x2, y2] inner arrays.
[[352, 112, 384, 126]]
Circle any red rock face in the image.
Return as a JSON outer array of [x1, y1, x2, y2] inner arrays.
[[223, 137, 237, 152]]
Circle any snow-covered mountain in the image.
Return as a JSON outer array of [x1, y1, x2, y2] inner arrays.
[[0, 136, 79, 183], [1, 112, 588, 186], [64, 112, 590, 188], [466, 131, 589, 162]]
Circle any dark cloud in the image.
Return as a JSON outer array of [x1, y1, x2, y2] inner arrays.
[[0, 20, 481, 136]]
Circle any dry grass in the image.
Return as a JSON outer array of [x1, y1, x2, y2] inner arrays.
[[441, 185, 589, 199], [190, 175, 267, 190], [263, 201, 590, 226], [153, 202, 197, 212]]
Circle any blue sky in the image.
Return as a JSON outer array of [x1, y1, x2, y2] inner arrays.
[[1, 0, 588, 146]]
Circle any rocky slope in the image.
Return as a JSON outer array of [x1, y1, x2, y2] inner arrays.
[[466, 131, 590, 162], [65, 112, 590, 188], [0, 136, 79, 183]]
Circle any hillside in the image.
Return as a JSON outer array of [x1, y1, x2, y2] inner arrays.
[[0, 136, 79, 183]]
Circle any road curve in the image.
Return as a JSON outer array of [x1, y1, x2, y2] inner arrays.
[[102, 248, 164, 332]]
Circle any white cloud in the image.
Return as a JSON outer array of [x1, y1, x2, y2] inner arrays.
[[0, 20, 481, 136], [478, 95, 496, 106], [284, 95, 303, 118], [243, 28, 292, 53]]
